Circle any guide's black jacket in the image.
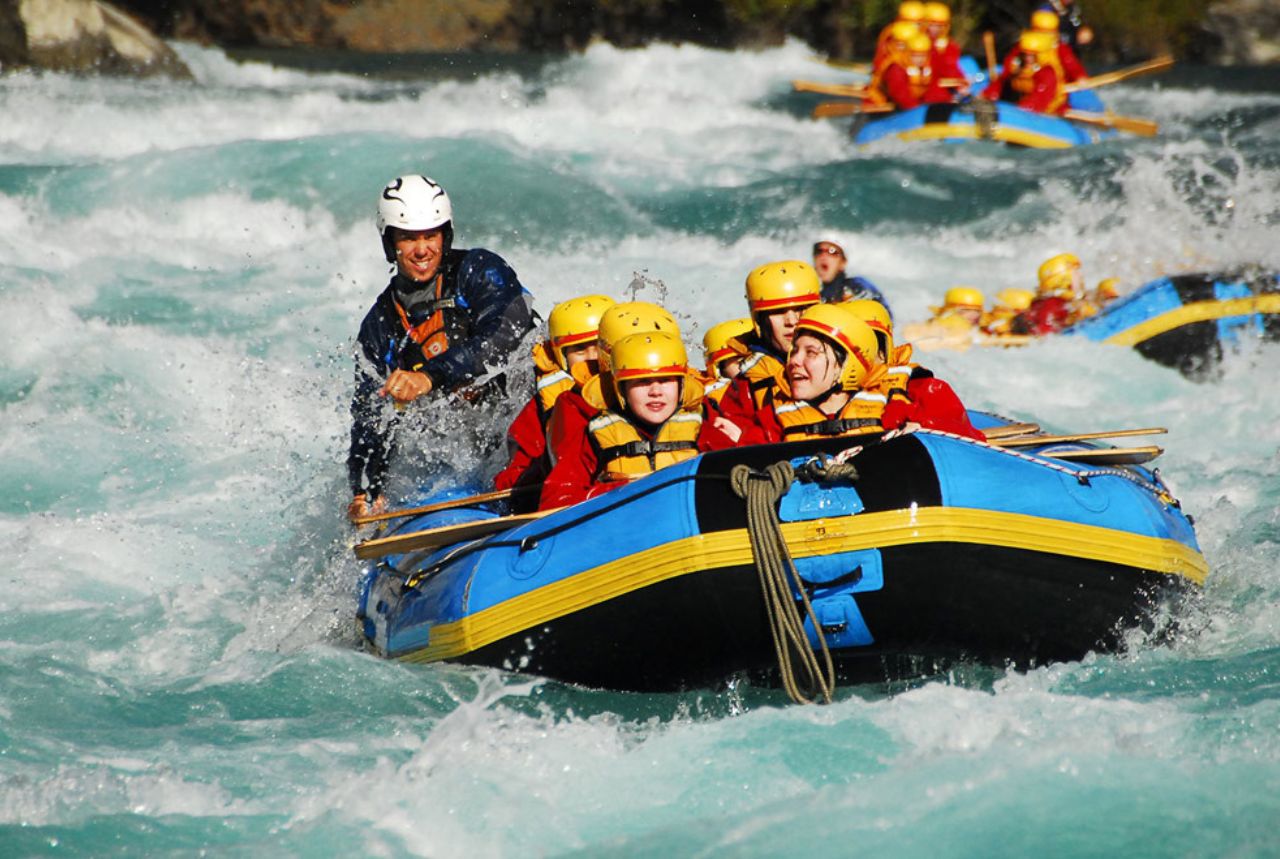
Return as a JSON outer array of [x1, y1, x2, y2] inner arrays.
[[348, 247, 535, 498]]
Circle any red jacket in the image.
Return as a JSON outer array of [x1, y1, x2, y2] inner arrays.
[[493, 397, 548, 492], [1058, 43, 1087, 83], [983, 53, 1067, 114], [700, 375, 776, 450], [538, 390, 605, 510], [1012, 296, 1074, 335], [881, 374, 984, 440], [882, 62, 952, 110], [931, 40, 966, 85]]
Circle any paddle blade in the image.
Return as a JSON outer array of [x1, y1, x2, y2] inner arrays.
[[1039, 446, 1163, 466], [354, 509, 558, 560], [793, 79, 870, 98], [1063, 109, 1159, 137], [1064, 55, 1174, 93], [812, 101, 893, 119]]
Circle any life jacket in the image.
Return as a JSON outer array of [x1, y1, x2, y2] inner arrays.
[[882, 343, 921, 401], [391, 273, 460, 367], [772, 390, 887, 441], [587, 410, 703, 481], [703, 374, 732, 408], [1008, 52, 1067, 113], [738, 347, 787, 411], [904, 59, 935, 100], [981, 308, 1020, 336], [581, 370, 706, 481], [530, 341, 578, 419]]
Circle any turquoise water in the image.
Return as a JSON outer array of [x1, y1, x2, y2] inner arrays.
[[2, 40, 1280, 857]]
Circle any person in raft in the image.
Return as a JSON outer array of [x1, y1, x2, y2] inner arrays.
[[868, 31, 953, 111], [1029, 8, 1088, 83], [1038, 0, 1094, 53], [703, 260, 822, 449], [539, 330, 705, 510], [923, 2, 969, 99], [873, 1, 927, 69], [812, 238, 893, 319], [843, 298, 983, 440], [700, 317, 754, 408], [982, 30, 1069, 116], [746, 303, 891, 443], [540, 300, 683, 494], [981, 288, 1036, 337], [493, 294, 615, 502], [1012, 252, 1086, 335], [348, 174, 537, 523]]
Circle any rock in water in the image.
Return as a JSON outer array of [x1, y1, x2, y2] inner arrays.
[[3, 0, 191, 77]]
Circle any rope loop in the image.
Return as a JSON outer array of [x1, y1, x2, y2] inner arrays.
[[729, 461, 836, 706]]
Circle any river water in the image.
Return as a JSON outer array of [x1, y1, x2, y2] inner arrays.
[[2, 40, 1279, 856]]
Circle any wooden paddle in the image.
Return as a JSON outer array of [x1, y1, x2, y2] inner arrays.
[[812, 101, 895, 119], [1064, 55, 1174, 93], [1039, 446, 1163, 466], [354, 508, 565, 561], [353, 487, 528, 525], [992, 427, 1167, 448], [1062, 109, 1159, 137], [980, 422, 1041, 441], [983, 31, 998, 80], [793, 79, 870, 98]]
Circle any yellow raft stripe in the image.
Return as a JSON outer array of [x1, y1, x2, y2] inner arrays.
[[894, 123, 1074, 149], [1105, 294, 1280, 346], [398, 506, 1208, 664]]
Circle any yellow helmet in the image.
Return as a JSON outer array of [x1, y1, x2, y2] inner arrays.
[[890, 21, 921, 44], [897, 1, 926, 23], [596, 301, 678, 371], [1030, 10, 1060, 32], [546, 294, 615, 370], [610, 330, 689, 404], [842, 298, 895, 358], [792, 303, 880, 392], [924, 2, 951, 24], [1094, 278, 1121, 300], [702, 317, 753, 374], [1019, 30, 1057, 55], [744, 260, 821, 332], [1038, 253, 1081, 298], [944, 286, 985, 309], [907, 33, 933, 54], [994, 288, 1035, 311]]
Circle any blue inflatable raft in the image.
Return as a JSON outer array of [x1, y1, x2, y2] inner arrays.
[[1066, 268, 1280, 378], [851, 58, 1115, 148], [356, 417, 1206, 691]]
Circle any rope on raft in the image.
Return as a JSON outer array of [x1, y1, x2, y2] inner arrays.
[[729, 460, 840, 706]]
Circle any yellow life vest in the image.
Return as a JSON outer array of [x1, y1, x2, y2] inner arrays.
[[881, 343, 920, 401], [772, 390, 887, 441], [703, 375, 732, 407], [1009, 51, 1067, 113], [531, 341, 577, 416], [739, 350, 787, 410], [587, 409, 703, 481]]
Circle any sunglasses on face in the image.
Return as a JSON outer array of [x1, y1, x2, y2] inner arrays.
[[814, 246, 844, 258]]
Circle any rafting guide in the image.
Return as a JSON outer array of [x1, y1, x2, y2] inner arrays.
[[347, 174, 537, 523]]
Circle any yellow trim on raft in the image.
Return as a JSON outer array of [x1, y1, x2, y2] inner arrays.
[[894, 123, 1075, 149], [1105, 294, 1280, 346], [397, 506, 1208, 664]]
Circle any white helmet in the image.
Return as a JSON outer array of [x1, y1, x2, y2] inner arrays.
[[377, 175, 453, 261]]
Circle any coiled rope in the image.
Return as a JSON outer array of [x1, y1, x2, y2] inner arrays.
[[729, 461, 836, 705]]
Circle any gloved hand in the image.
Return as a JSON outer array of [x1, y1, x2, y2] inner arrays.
[[348, 493, 388, 523]]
